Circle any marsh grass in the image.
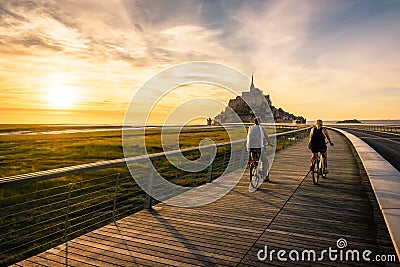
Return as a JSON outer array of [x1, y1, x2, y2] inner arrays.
[[0, 124, 287, 265], [0, 124, 121, 133], [0, 126, 239, 177]]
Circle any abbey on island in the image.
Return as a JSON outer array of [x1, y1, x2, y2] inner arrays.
[[208, 75, 306, 125]]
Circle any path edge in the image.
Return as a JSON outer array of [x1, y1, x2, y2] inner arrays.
[[329, 127, 400, 261]]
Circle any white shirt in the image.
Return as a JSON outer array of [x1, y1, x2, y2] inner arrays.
[[246, 125, 266, 149]]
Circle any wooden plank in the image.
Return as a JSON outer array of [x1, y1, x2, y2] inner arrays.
[[100, 223, 255, 250], [238, 130, 397, 266], [111, 218, 258, 245], [68, 237, 203, 267], [92, 226, 248, 257], [74, 234, 237, 266]]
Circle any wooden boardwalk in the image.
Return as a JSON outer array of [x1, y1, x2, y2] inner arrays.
[[14, 130, 398, 266]]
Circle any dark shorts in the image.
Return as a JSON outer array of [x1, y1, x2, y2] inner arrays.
[[249, 148, 261, 153], [311, 146, 327, 154]]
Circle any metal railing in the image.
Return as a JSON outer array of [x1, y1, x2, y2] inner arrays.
[[332, 124, 400, 134], [0, 126, 311, 266], [274, 127, 311, 150]]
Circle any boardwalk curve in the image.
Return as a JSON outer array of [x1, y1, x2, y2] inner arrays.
[[13, 131, 398, 266]]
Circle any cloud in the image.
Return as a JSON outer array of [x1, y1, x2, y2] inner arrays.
[[122, 0, 203, 28], [134, 23, 143, 33], [219, 0, 400, 119], [0, 0, 399, 123], [0, 2, 89, 54]]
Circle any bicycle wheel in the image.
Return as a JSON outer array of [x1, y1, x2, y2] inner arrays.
[[320, 158, 326, 178], [312, 160, 319, 184], [250, 163, 260, 188]]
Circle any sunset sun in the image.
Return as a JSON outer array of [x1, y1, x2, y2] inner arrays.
[[46, 86, 76, 109]]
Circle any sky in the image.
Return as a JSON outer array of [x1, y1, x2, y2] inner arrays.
[[0, 0, 399, 124]]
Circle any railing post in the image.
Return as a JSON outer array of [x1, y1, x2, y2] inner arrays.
[[65, 183, 72, 267], [175, 159, 179, 181], [223, 147, 227, 166], [192, 160, 199, 186], [206, 162, 213, 183], [112, 173, 120, 222], [144, 168, 154, 209], [239, 143, 247, 169], [281, 136, 285, 149], [207, 146, 216, 183]]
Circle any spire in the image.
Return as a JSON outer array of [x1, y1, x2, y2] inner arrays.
[[250, 72, 255, 91]]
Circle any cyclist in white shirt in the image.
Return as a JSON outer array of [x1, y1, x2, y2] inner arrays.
[[246, 118, 270, 179]]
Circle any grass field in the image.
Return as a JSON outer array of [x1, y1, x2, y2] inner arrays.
[[0, 125, 240, 202], [0, 124, 301, 266], [0, 125, 280, 178], [0, 124, 285, 199]]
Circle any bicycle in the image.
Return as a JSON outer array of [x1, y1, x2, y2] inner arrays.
[[311, 151, 325, 184], [249, 147, 270, 189], [310, 141, 332, 184]]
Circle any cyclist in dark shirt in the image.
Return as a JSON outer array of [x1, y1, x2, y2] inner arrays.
[[308, 119, 334, 174]]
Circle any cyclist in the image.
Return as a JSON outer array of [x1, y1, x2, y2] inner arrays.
[[308, 119, 334, 174], [246, 118, 270, 179]]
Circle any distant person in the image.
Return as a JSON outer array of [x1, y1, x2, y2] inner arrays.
[[308, 119, 334, 174], [246, 118, 270, 179]]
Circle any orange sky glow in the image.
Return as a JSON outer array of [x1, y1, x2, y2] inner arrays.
[[0, 0, 399, 124]]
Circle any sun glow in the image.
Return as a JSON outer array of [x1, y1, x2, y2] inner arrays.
[[46, 86, 76, 109]]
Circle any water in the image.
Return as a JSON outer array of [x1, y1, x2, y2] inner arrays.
[[323, 120, 400, 126], [1, 120, 399, 136], [0, 126, 125, 136], [358, 120, 400, 125], [0, 125, 217, 136]]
